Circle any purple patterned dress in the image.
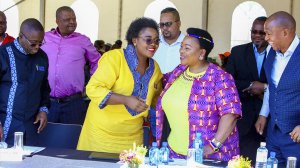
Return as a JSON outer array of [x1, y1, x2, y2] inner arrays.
[[156, 63, 242, 161]]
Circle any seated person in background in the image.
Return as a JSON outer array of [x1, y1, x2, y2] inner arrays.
[[77, 17, 163, 153], [156, 28, 242, 161], [111, 39, 123, 50], [94, 39, 105, 55], [219, 51, 230, 70]]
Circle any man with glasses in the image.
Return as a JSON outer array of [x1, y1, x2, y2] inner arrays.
[[0, 18, 50, 145], [41, 6, 100, 125], [0, 11, 14, 46], [153, 7, 184, 74], [226, 16, 269, 164]]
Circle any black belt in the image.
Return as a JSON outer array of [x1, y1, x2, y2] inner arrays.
[[50, 93, 82, 103]]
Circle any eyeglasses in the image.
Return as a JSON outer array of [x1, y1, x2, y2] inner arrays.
[[138, 37, 160, 45], [250, 30, 266, 36], [158, 21, 178, 28], [21, 32, 44, 47]]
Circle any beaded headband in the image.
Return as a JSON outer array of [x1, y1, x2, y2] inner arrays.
[[188, 34, 214, 45]]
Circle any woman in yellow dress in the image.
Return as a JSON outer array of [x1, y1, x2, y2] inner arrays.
[[77, 17, 163, 153]]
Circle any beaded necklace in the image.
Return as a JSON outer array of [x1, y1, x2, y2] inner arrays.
[[182, 68, 205, 81]]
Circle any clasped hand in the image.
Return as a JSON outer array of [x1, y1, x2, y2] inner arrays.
[[125, 96, 148, 113], [242, 81, 264, 96]]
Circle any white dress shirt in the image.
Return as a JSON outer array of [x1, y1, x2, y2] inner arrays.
[[153, 32, 185, 74], [260, 35, 300, 117]]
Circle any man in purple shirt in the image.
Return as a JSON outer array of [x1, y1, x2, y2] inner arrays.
[[41, 6, 100, 124]]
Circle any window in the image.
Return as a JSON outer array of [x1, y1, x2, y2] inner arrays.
[[71, 0, 99, 43], [231, 1, 266, 48], [144, 0, 176, 24]]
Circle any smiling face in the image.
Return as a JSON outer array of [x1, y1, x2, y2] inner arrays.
[[133, 27, 159, 59], [179, 36, 204, 67], [264, 20, 286, 52], [56, 10, 77, 36]]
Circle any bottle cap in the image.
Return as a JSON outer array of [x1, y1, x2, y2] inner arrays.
[[270, 151, 276, 157], [152, 142, 157, 147], [287, 157, 297, 161], [196, 132, 201, 138], [162, 142, 168, 147], [260, 142, 266, 147]]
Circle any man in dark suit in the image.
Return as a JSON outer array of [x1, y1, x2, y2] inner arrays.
[[226, 16, 269, 163], [255, 11, 300, 167]]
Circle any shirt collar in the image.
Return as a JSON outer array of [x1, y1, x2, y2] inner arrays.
[[13, 38, 27, 55], [54, 27, 76, 38], [252, 43, 267, 55], [160, 31, 184, 45], [276, 35, 299, 57]]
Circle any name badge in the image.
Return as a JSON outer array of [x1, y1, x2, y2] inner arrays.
[[36, 65, 45, 71]]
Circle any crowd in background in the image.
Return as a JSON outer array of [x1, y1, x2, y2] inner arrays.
[[0, 5, 300, 168]]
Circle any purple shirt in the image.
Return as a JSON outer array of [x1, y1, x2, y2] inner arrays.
[[41, 29, 100, 98], [156, 63, 242, 161]]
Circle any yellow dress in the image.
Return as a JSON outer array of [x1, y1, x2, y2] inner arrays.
[[77, 49, 162, 153]]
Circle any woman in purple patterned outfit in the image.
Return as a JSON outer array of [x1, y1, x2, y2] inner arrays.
[[156, 28, 242, 161]]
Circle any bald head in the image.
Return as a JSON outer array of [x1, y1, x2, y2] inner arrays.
[[266, 11, 296, 34], [19, 18, 44, 54], [20, 18, 44, 34], [264, 11, 297, 53]]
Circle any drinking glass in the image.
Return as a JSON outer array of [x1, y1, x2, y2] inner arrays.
[[187, 148, 196, 167], [14, 132, 24, 151]]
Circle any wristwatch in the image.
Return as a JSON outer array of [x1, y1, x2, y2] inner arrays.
[[263, 84, 268, 92]]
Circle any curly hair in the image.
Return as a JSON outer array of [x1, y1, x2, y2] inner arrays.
[[125, 17, 159, 45]]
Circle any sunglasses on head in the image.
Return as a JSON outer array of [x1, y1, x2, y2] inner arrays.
[[138, 37, 160, 45], [158, 21, 178, 28], [251, 30, 266, 36], [21, 32, 44, 47]]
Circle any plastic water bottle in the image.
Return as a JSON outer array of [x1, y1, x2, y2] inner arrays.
[[267, 152, 278, 168], [255, 142, 268, 168], [193, 132, 203, 164], [149, 142, 160, 166], [159, 142, 170, 165]]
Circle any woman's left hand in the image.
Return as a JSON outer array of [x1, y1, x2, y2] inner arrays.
[[203, 145, 215, 156]]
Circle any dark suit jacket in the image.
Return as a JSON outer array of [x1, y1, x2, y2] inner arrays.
[[226, 42, 267, 136]]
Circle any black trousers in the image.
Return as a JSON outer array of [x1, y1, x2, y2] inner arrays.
[[48, 97, 87, 125]]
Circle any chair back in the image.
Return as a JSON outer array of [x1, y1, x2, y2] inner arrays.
[[37, 122, 82, 149]]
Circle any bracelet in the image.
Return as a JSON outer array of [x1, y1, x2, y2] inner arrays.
[[211, 138, 222, 148], [209, 141, 219, 152]]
